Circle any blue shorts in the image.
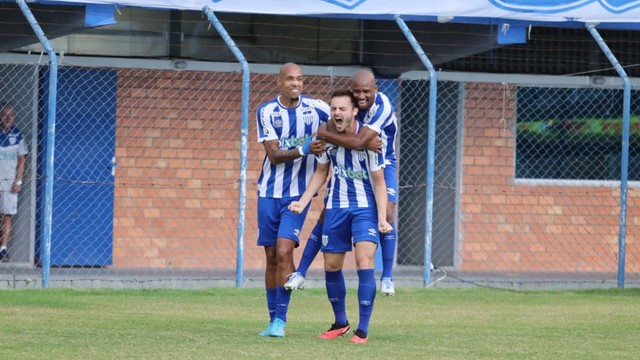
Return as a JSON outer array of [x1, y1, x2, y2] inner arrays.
[[257, 196, 310, 247], [321, 207, 379, 253], [384, 163, 398, 205]]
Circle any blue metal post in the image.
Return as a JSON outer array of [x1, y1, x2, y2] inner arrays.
[[395, 15, 438, 286], [203, 7, 250, 288], [587, 24, 630, 288], [17, 0, 58, 288]]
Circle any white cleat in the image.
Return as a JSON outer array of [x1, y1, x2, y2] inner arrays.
[[380, 277, 396, 296], [284, 272, 306, 290]]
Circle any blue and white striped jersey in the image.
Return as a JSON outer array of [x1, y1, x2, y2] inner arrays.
[[358, 92, 397, 166], [318, 124, 385, 209], [256, 95, 330, 198], [0, 126, 27, 192]]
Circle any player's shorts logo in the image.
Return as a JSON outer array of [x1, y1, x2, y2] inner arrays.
[[322, 234, 329, 247], [488, 0, 640, 14], [368, 228, 377, 237], [321, 0, 369, 10]]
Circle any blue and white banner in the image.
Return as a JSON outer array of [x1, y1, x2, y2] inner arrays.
[[44, 0, 640, 24]]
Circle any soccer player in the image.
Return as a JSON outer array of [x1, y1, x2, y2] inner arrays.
[[286, 70, 398, 296], [0, 102, 27, 262], [256, 63, 330, 338], [289, 89, 392, 344]]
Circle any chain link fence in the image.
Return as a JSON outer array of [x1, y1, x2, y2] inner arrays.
[[1, 5, 639, 289]]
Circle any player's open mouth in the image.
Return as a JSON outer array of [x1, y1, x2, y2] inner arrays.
[[334, 117, 343, 125]]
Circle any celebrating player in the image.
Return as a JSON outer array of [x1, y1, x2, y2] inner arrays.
[[289, 89, 392, 344], [256, 63, 329, 338], [286, 69, 398, 296]]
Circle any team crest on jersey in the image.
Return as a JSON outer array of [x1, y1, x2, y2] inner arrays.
[[488, 0, 640, 14], [9, 136, 16, 145], [301, 108, 315, 125], [322, 234, 329, 247], [327, 145, 338, 156], [271, 111, 283, 128], [356, 150, 367, 162], [322, 0, 369, 10], [364, 103, 379, 124]]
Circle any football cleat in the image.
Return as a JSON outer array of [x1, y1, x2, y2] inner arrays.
[[319, 322, 350, 339], [349, 329, 368, 344], [284, 272, 306, 290], [380, 277, 395, 296], [265, 318, 286, 338]]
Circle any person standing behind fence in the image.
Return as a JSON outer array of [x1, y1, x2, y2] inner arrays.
[[289, 89, 392, 344], [0, 102, 27, 262], [287, 70, 399, 296], [255, 63, 330, 338]]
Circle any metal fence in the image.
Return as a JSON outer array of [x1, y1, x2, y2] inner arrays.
[[1, 4, 639, 289]]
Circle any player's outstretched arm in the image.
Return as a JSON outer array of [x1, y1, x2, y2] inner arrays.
[[289, 162, 330, 214], [371, 168, 392, 233]]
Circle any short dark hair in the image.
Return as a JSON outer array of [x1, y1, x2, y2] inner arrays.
[[330, 89, 357, 108]]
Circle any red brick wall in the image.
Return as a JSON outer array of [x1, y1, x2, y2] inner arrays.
[[112, 70, 339, 270], [460, 82, 640, 273], [110, 69, 638, 273]]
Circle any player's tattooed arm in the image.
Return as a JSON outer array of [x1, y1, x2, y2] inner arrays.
[[262, 139, 311, 165]]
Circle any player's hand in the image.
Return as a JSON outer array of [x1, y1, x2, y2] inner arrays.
[[288, 201, 304, 214], [365, 137, 383, 152], [379, 221, 392, 234], [309, 140, 326, 155], [316, 123, 327, 141]]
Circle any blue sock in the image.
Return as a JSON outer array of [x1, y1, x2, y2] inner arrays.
[[325, 270, 348, 325], [297, 221, 323, 277], [381, 223, 397, 279], [275, 286, 291, 322], [266, 288, 277, 322], [356, 269, 376, 336]]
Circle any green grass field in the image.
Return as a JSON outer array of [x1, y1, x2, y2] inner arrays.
[[2, 287, 640, 359]]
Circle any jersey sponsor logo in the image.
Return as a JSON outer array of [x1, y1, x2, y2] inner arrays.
[[488, 0, 640, 14], [0, 152, 17, 160], [280, 134, 312, 149], [333, 165, 368, 180], [322, 0, 369, 10]]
